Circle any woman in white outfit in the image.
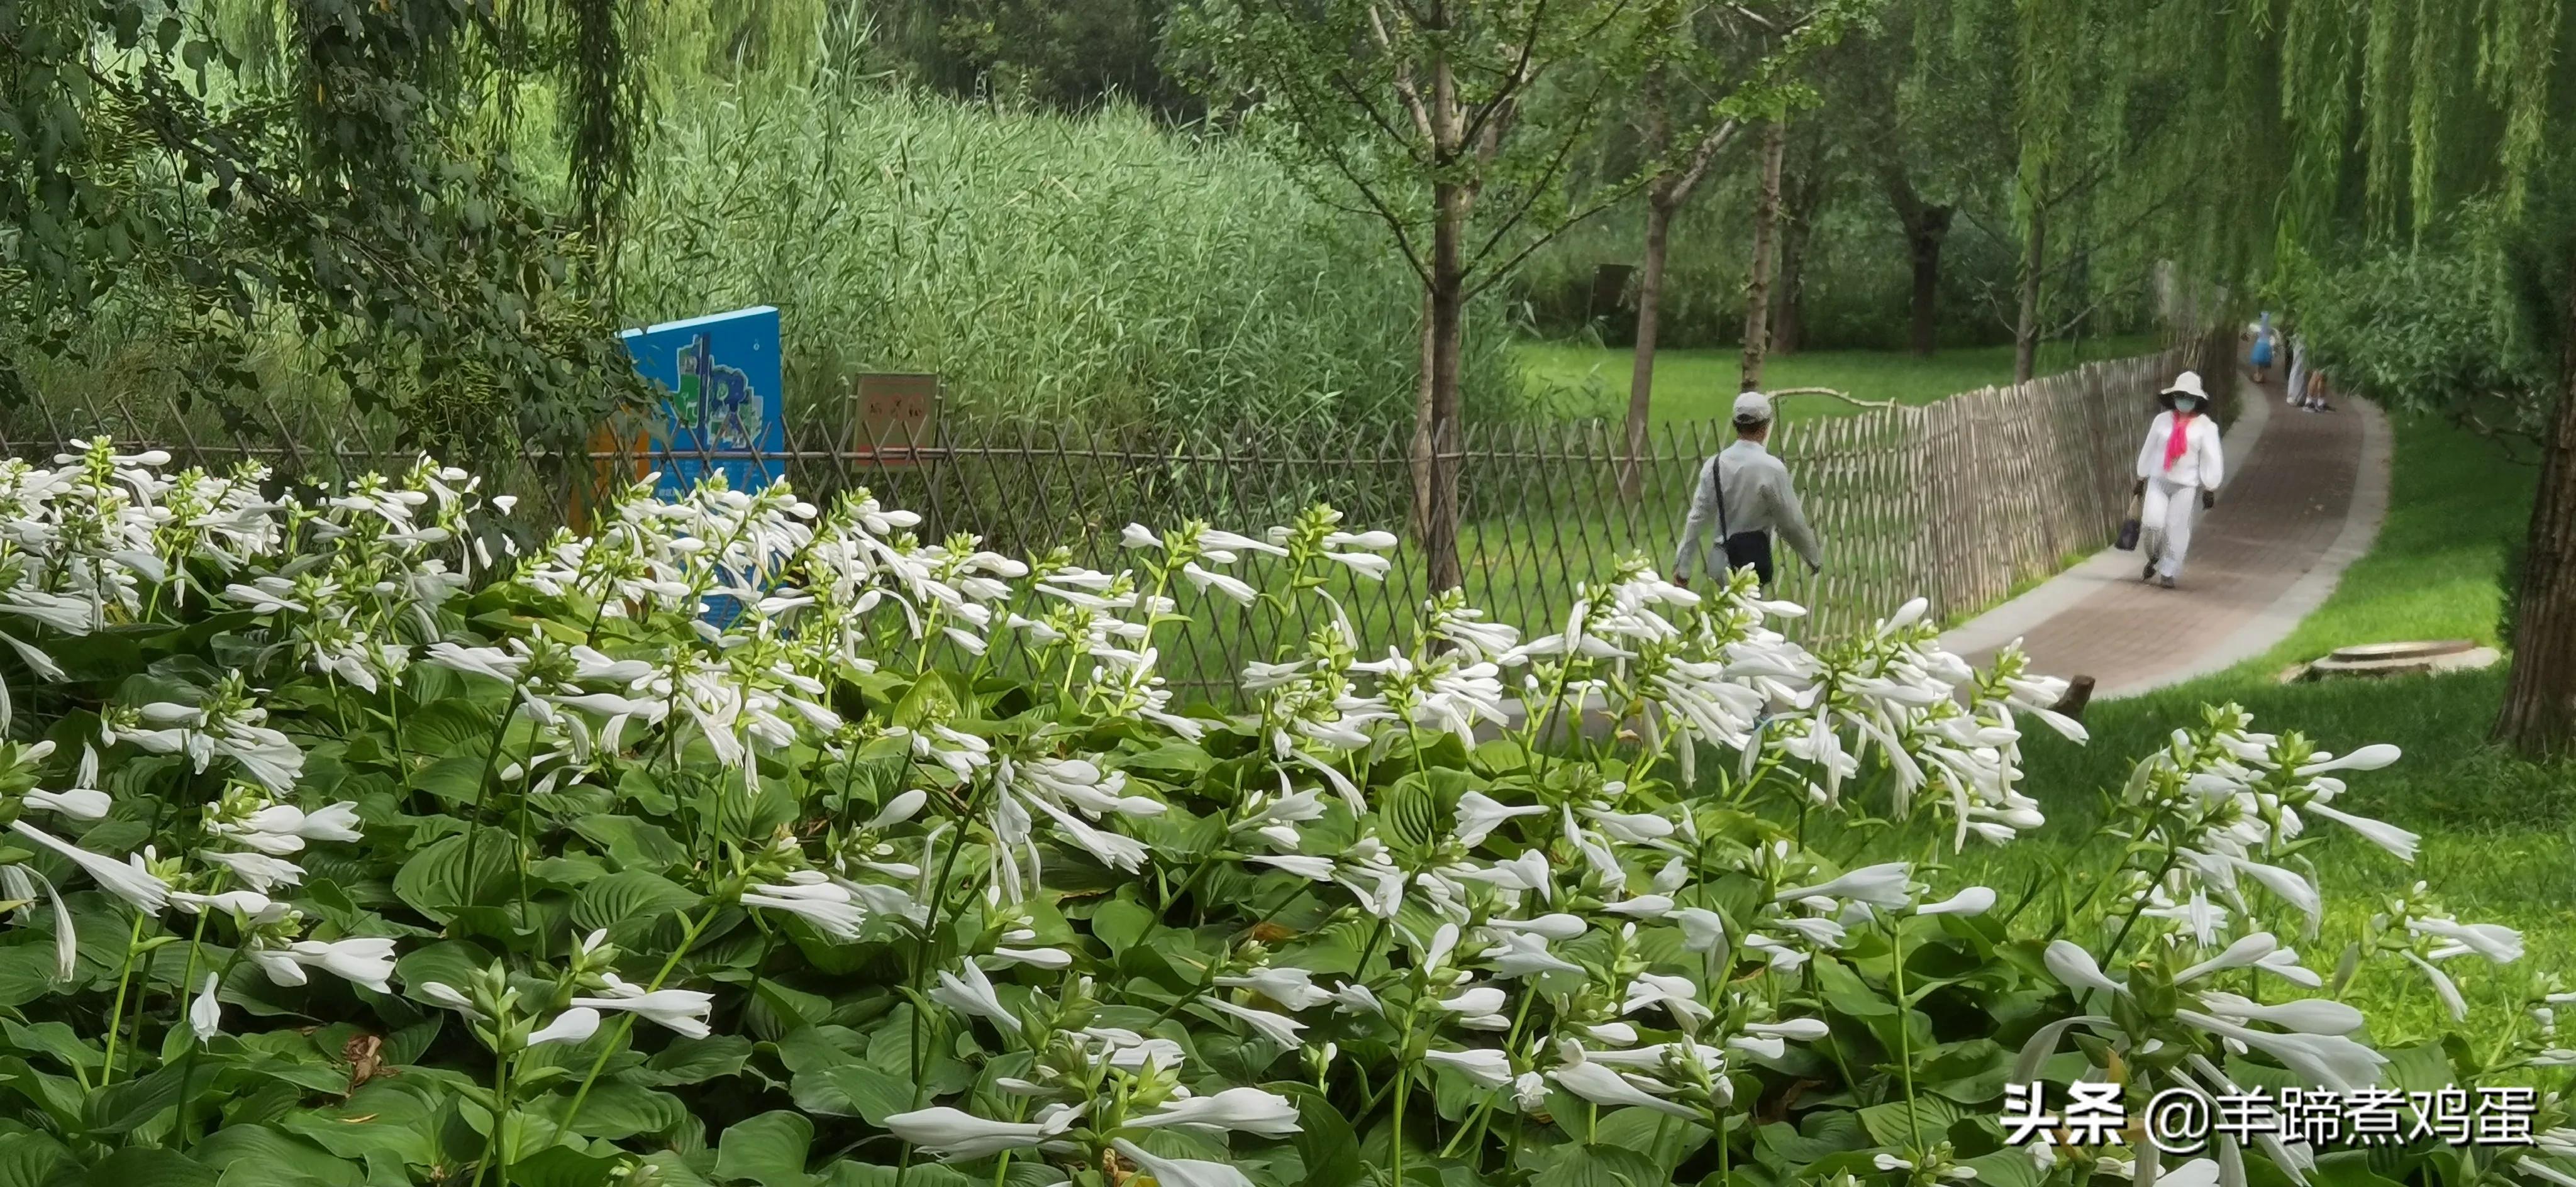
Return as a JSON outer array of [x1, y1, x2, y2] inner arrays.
[[2133, 371, 2224, 589]]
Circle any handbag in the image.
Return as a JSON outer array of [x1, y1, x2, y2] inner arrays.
[[2115, 487, 2144, 551], [1714, 461, 1777, 585]]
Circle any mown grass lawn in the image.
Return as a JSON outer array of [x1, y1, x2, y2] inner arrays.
[[1516, 336, 2163, 426], [1933, 409, 2568, 1044]]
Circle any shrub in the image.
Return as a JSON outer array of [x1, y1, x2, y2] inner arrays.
[[0, 441, 2562, 1187]]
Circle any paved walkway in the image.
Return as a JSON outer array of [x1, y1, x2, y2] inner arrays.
[[1940, 374, 2390, 698]]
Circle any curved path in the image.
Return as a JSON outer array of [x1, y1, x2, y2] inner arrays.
[[1940, 373, 2391, 698]]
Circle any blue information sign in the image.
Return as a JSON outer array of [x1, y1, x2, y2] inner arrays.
[[618, 306, 784, 500]]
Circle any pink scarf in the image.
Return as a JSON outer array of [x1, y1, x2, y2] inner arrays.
[[2163, 411, 2196, 471]]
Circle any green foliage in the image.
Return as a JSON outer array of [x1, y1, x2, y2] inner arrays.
[[616, 82, 1523, 433], [0, 439, 2562, 1186], [0, 0, 653, 461]]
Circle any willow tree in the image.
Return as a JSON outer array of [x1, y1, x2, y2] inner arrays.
[[1174, 0, 1662, 591], [0, 0, 653, 459], [2206, 0, 2576, 754]]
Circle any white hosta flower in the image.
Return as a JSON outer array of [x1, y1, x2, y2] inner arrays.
[[1743, 1018, 1831, 1042], [284, 937, 398, 993], [1601, 894, 1674, 920], [2194, 991, 2365, 1035], [2044, 940, 2129, 997], [1548, 1059, 1697, 1120], [2254, 947, 2324, 988], [22, 787, 111, 820], [1621, 972, 1713, 1027], [8, 821, 167, 912], [1214, 966, 1333, 1012], [170, 889, 291, 925], [1331, 981, 1384, 1015], [2409, 917, 2524, 964], [1109, 1138, 1255, 1187], [2228, 858, 2323, 930], [1423, 1047, 1516, 1088], [1453, 791, 1546, 847], [2175, 1010, 2387, 1091], [1126, 1086, 1302, 1137], [931, 962, 1014, 1024], [418, 981, 487, 1019], [1775, 862, 1913, 909], [1489, 913, 1588, 942], [2297, 744, 2401, 774], [200, 849, 304, 892], [527, 1007, 602, 1048], [1207, 998, 1305, 1047], [1673, 907, 1728, 952], [2176, 932, 2280, 983], [891, 1105, 1081, 1161], [2304, 803, 2418, 862], [572, 973, 716, 1039], [189, 973, 223, 1043], [988, 946, 1074, 970], [2403, 952, 2469, 1022], [1246, 854, 1336, 881], [742, 880, 867, 941], [1480, 932, 1584, 979], [1918, 887, 1997, 917]]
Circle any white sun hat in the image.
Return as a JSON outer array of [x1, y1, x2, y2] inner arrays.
[[2161, 371, 2209, 400]]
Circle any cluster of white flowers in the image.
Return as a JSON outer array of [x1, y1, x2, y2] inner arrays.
[[0, 444, 2518, 1187]]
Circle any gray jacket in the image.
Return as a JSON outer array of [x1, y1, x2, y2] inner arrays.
[[1673, 440, 1824, 580]]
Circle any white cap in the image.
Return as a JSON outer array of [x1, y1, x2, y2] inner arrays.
[[1732, 391, 1774, 424]]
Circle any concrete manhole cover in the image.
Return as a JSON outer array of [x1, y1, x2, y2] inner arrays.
[[2326, 639, 2477, 662], [2288, 639, 2500, 682]]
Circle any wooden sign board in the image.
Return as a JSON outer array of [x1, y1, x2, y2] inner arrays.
[[852, 373, 940, 464]]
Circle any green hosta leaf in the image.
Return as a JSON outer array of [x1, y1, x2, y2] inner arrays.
[[1858, 1096, 1967, 1148], [816, 1166, 980, 1187], [546, 1081, 689, 1140], [716, 1112, 815, 1187], [0, 946, 71, 1007], [191, 1125, 364, 1186], [77, 1148, 218, 1187], [1091, 898, 1156, 953], [1380, 778, 1440, 852], [570, 870, 703, 935], [1277, 1083, 1364, 1187], [511, 1146, 624, 1187], [1533, 1142, 1664, 1187], [408, 754, 494, 807], [571, 815, 691, 872], [392, 831, 516, 922], [631, 1035, 754, 1086], [0, 1132, 70, 1187], [790, 1063, 914, 1127], [401, 700, 501, 757], [1962, 1149, 2043, 1187], [1593, 1108, 1712, 1174]]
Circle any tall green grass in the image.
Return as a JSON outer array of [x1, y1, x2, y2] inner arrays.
[[617, 83, 1525, 436]]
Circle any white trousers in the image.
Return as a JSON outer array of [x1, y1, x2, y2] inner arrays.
[[2140, 477, 2201, 578]]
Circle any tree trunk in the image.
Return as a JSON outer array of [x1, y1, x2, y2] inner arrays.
[[1740, 119, 1787, 392], [1773, 163, 1819, 355], [2014, 203, 2046, 382], [1621, 197, 1674, 500], [1416, 180, 1468, 594], [2495, 265, 2576, 754], [1904, 216, 1948, 356]]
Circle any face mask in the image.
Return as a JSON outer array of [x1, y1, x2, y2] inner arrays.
[[2174, 398, 2199, 413]]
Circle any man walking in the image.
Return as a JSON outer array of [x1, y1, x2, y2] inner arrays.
[[1672, 391, 1823, 590]]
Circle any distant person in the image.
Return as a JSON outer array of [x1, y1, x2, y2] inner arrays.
[[1672, 391, 1823, 590], [2249, 312, 2277, 383], [2284, 330, 2309, 406], [2133, 372, 2224, 590]]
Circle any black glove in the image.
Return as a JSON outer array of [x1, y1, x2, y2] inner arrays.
[[2200, 489, 2216, 511], [2134, 478, 2148, 497]]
